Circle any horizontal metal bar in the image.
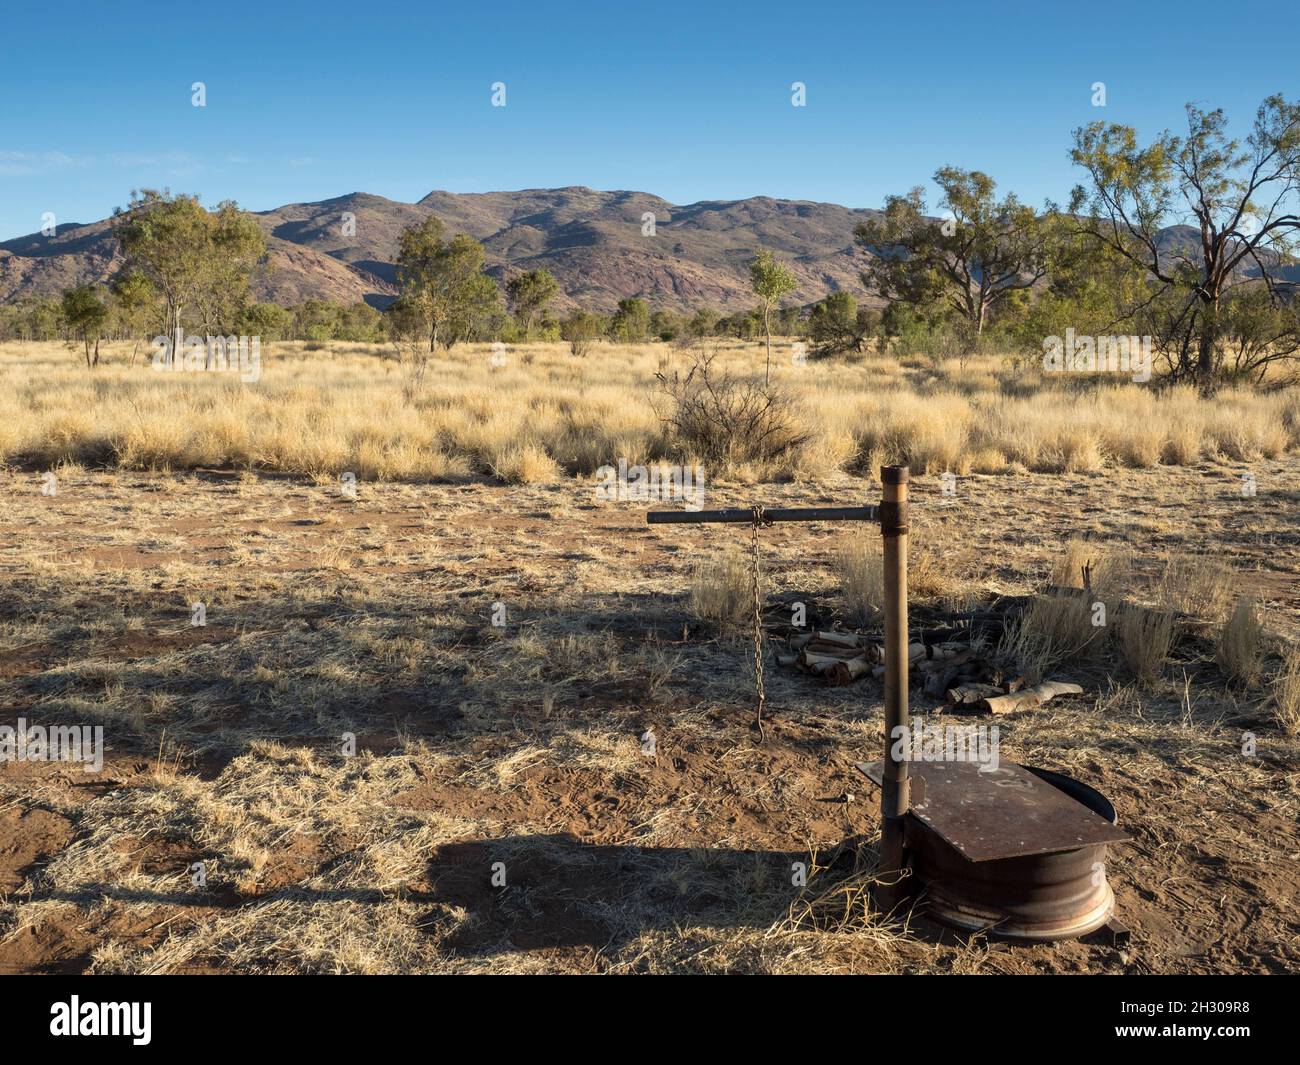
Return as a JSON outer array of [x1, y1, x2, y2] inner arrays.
[[647, 505, 879, 525]]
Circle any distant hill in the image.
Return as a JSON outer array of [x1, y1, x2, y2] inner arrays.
[[0, 187, 878, 313], [2, 188, 1292, 313]]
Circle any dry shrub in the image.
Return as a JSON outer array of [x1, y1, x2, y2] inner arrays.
[[789, 430, 856, 482], [1055, 433, 1105, 473], [1159, 555, 1234, 622], [1211, 411, 1289, 461], [488, 442, 560, 484], [1273, 645, 1300, 734], [835, 529, 960, 614], [1117, 605, 1175, 688], [968, 448, 1009, 473], [657, 348, 810, 470], [6, 341, 1300, 492], [908, 544, 965, 603], [1112, 426, 1164, 468], [689, 551, 752, 629], [4, 342, 1298, 484], [1051, 540, 1094, 588], [836, 536, 884, 625], [1161, 422, 1203, 465], [1217, 597, 1262, 687], [1004, 595, 1104, 683], [1050, 539, 1130, 599], [1284, 395, 1300, 447]]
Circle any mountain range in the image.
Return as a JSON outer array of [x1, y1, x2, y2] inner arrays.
[[0, 187, 880, 313], [3, 188, 1295, 314]]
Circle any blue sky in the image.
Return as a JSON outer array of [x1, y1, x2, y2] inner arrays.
[[1, 0, 1296, 239]]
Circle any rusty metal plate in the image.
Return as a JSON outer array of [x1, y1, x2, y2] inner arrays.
[[855, 760, 1129, 862]]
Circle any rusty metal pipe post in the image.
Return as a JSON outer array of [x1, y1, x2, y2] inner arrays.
[[877, 465, 910, 908]]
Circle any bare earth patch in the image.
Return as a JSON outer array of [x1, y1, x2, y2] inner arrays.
[[1, 459, 1297, 973]]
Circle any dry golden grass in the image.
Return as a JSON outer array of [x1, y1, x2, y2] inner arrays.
[[1159, 556, 1236, 624], [3, 340, 1299, 484], [1004, 595, 1103, 683], [1117, 605, 1176, 689], [1, 454, 1298, 975], [836, 535, 884, 625], [1274, 646, 1300, 735], [1050, 540, 1131, 601], [1218, 597, 1264, 687], [689, 551, 753, 629]]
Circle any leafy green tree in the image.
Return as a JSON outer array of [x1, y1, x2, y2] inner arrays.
[[855, 168, 1051, 345], [610, 297, 649, 342], [395, 217, 499, 350], [776, 306, 804, 337], [749, 249, 797, 382], [1217, 284, 1300, 384], [649, 309, 680, 341], [685, 308, 720, 338], [9, 297, 62, 341], [716, 310, 762, 340], [1012, 226, 1148, 363], [561, 311, 604, 356], [114, 191, 208, 349], [193, 203, 266, 335], [108, 271, 158, 364], [879, 299, 951, 356], [808, 291, 879, 354], [335, 301, 385, 343], [238, 302, 294, 341], [443, 269, 503, 347], [1070, 96, 1300, 390], [293, 300, 340, 342], [505, 269, 559, 337], [395, 216, 447, 350], [61, 285, 109, 369], [113, 190, 265, 357]]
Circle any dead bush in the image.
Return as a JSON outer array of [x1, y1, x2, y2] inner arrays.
[[657, 347, 810, 470]]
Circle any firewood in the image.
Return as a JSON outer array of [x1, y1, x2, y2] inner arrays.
[[925, 655, 981, 697], [918, 649, 974, 673], [800, 651, 859, 671], [978, 680, 1083, 715], [802, 645, 862, 662], [916, 626, 971, 644], [805, 641, 861, 656], [830, 654, 872, 685], [814, 630, 864, 648], [909, 642, 967, 663], [946, 683, 1005, 706]]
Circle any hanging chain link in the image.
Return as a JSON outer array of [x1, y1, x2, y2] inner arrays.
[[750, 505, 768, 743]]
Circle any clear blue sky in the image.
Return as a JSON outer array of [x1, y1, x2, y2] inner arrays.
[[1, 0, 1295, 239]]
